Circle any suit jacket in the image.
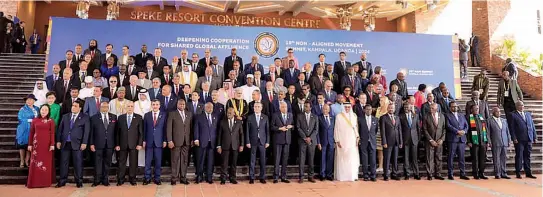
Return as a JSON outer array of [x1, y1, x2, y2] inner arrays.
[[198, 91, 212, 104], [143, 111, 167, 147], [281, 68, 300, 86], [116, 113, 144, 149], [400, 112, 420, 146], [53, 77, 81, 104], [445, 112, 468, 143], [270, 99, 292, 114], [261, 90, 277, 103], [83, 49, 102, 72], [359, 114, 378, 149], [194, 113, 219, 148], [58, 59, 78, 74], [198, 57, 212, 69], [135, 52, 153, 68], [365, 92, 380, 109], [166, 110, 192, 146], [355, 60, 373, 78], [312, 103, 325, 117], [83, 96, 109, 116], [421, 102, 441, 119], [469, 35, 479, 51], [187, 101, 205, 115], [138, 78, 152, 89], [464, 100, 490, 120], [296, 113, 319, 145], [340, 75, 363, 96], [497, 79, 523, 106], [488, 117, 511, 147], [57, 113, 91, 150], [60, 97, 83, 116], [323, 90, 337, 104], [333, 61, 351, 81], [248, 100, 270, 117], [318, 114, 335, 146], [116, 74, 130, 87], [145, 70, 160, 81], [45, 74, 61, 91], [353, 102, 366, 118], [159, 74, 173, 87], [170, 84, 184, 98], [508, 111, 537, 142], [389, 79, 408, 100], [223, 55, 243, 77], [147, 87, 162, 100], [422, 113, 446, 142], [246, 113, 270, 146], [466, 115, 490, 145], [308, 75, 328, 95], [380, 114, 402, 146], [271, 112, 294, 145], [99, 53, 118, 67], [243, 63, 264, 75], [211, 65, 225, 83], [158, 95, 178, 112], [437, 96, 455, 114], [217, 118, 244, 150], [123, 85, 143, 101], [213, 103, 225, 121], [325, 72, 340, 92], [89, 113, 117, 149], [152, 56, 168, 73], [471, 74, 490, 100], [195, 76, 221, 93]]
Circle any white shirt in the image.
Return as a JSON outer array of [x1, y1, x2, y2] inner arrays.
[[182, 72, 191, 84], [240, 85, 259, 103], [365, 115, 371, 129], [493, 116, 502, 129]]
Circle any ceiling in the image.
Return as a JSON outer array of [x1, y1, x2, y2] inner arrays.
[[113, 0, 446, 21]]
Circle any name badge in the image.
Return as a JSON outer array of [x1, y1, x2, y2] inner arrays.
[[479, 116, 484, 121], [504, 91, 509, 97], [479, 89, 483, 93], [471, 130, 478, 136]]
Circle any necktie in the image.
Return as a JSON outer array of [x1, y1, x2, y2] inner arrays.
[[156, 57, 159, 64], [208, 114, 212, 126], [271, 73, 275, 82], [229, 119, 233, 130], [131, 87, 135, 98], [521, 112, 526, 121], [204, 93, 207, 101], [67, 60, 71, 68], [70, 114, 76, 129], [391, 115, 395, 125], [96, 98, 100, 110], [127, 114, 132, 128], [342, 61, 345, 67], [407, 113, 412, 128], [326, 115, 330, 125], [320, 105, 323, 112], [153, 112, 157, 126], [300, 104, 304, 112], [269, 91, 273, 101], [256, 114, 260, 127], [433, 114, 438, 126], [103, 114, 108, 128], [207, 76, 211, 83], [166, 75, 169, 84], [165, 97, 169, 107], [91, 50, 95, 58], [193, 103, 197, 113], [283, 114, 287, 123], [306, 114, 310, 126], [64, 81, 69, 92], [181, 111, 185, 122]]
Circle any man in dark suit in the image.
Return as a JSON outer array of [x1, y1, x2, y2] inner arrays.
[[312, 93, 326, 116], [198, 48, 211, 69], [189, 53, 204, 77], [436, 88, 455, 114], [11, 21, 26, 53], [353, 94, 367, 117], [323, 80, 337, 104], [400, 103, 421, 180], [46, 64, 62, 91], [143, 100, 167, 185], [54, 68, 81, 104], [59, 50, 77, 74], [187, 92, 204, 115], [152, 48, 168, 73], [271, 102, 293, 183], [244, 55, 265, 75], [389, 72, 408, 100], [296, 101, 320, 183], [467, 105, 489, 179], [194, 103, 219, 184], [313, 53, 329, 74], [99, 44, 118, 67], [465, 90, 491, 120], [355, 53, 372, 78], [217, 108, 244, 185], [380, 103, 402, 181], [60, 88, 82, 116], [223, 48, 243, 77], [333, 52, 351, 82], [117, 65, 130, 87], [158, 65, 173, 87], [270, 90, 292, 114], [318, 104, 335, 181], [365, 84, 380, 111], [281, 59, 300, 86], [423, 103, 446, 180], [167, 99, 193, 185], [179, 84, 192, 103], [359, 104, 378, 181], [83, 39, 102, 72], [261, 81, 277, 103], [158, 85, 178, 113], [198, 82, 213, 104], [488, 107, 511, 179], [124, 75, 143, 102], [469, 33, 481, 67], [309, 66, 328, 95], [507, 101, 537, 179], [445, 101, 470, 180], [471, 70, 490, 101], [245, 102, 270, 184], [55, 100, 90, 188], [211, 91, 225, 120], [421, 93, 441, 119], [341, 67, 363, 97], [324, 65, 340, 93], [115, 101, 144, 186], [89, 101, 117, 187], [497, 71, 523, 115], [135, 44, 153, 69]]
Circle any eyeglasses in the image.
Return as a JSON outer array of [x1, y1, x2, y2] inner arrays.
[[110, 81, 117, 83]]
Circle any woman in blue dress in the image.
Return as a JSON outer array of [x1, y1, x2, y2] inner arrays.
[[16, 94, 39, 168]]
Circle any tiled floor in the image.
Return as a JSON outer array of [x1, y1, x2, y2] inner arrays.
[[2, 176, 541, 197]]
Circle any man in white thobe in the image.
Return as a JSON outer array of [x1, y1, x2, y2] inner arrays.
[[334, 103, 360, 181]]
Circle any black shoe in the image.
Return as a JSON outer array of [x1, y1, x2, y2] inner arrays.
[[392, 176, 401, 181], [495, 176, 501, 179], [171, 181, 177, 185], [116, 181, 124, 186], [384, 177, 389, 181], [404, 176, 409, 180], [181, 180, 190, 185], [220, 180, 226, 185], [479, 175, 488, 180], [473, 176, 480, 180], [91, 182, 99, 187], [249, 179, 254, 184], [195, 180, 201, 184], [363, 177, 369, 181], [370, 178, 376, 182], [435, 176, 445, 180], [76, 183, 83, 188], [207, 180, 213, 184], [326, 177, 333, 181], [130, 181, 137, 186], [516, 174, 522, 179], [501, 176, 511, 179], [448, 176, 454, 180], [155, 181, 162, 185], [273, 180, 278, 184], [298, 179, 303, 184], [103, 182, 110, 187], [319, 176, 325, 181], [260, 179, 266, 184], [414, 176, 421, 180], [527, 174, 537, 179], [308, 178, 316, 183], [460, 176, 470, 180], [55, 183, 65, 188], [230, 180, 238, 184], [281, 179, 290, 183], [427, 176, 433, 180], [143, 180, 150, 185]]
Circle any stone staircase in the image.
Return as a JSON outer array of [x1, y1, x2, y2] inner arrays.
[[0, 54, 540, 184]]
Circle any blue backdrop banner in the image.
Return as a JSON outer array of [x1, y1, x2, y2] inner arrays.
[[48, 17, 454, 96]]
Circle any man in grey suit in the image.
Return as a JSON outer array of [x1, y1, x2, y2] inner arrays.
[[497, 71, 523, 115], [166, 99, 193, 185], [245, 103, 270, 184], [137, 70, 152, 89], [271, 102, 294, 183], [400, 103, 420, 180], [488, 107, 512, 179], [423, 103, 446, 180], [296, 101, 320, 183], [211, 56, 225, 83], [465, 90, 490, 120], [195, 67, 221, 93], [380, 103, 402, 181], [84, 86, 109, 116]]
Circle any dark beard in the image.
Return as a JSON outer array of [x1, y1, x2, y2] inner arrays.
[[89, 45, 97, 50]]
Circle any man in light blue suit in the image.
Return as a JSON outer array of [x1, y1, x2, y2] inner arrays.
[[507, 101, 537, 179], [488, 107, 511, 179], [445, 101, 470, 180], [84, 86, 109, 116], [143, 100, 167, 185]]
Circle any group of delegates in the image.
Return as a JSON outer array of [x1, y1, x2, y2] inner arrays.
[[17, 40, 537, 189]]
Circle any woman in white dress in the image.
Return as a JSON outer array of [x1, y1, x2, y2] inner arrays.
[[32, 80, 48, 107], [132, 89, 151, 167], [334, 103, 360, 181]]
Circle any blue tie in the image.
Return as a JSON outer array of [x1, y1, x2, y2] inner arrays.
[[68, 114, 76, 142], [165, 97, 169, 108], [127, 115, 132, 128], [407, 114, 412, 128]]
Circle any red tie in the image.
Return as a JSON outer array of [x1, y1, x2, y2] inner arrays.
[[166, 75, 169, 84], [269, 92, 273, 101], [391, 115, 395, 125], [176, 85, 179, 95], [67, 61, 70, 68], [153, 113, 157, 127], [96, 98, 100, 109], [91, 51, 95, 58], [110, 88, 114, 98]]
